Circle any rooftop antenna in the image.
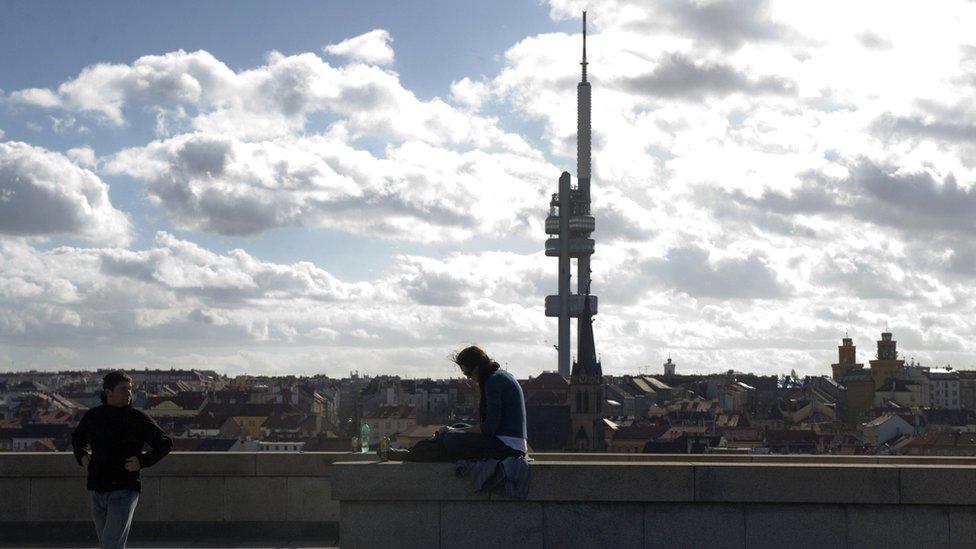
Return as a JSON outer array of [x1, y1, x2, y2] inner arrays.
[[581, 11, 588, 83]]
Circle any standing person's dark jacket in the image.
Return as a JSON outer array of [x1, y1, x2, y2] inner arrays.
[[71, 404, 172, 493]]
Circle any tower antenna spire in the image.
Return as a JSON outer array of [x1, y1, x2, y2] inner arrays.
[[581, 11, 588, 82]]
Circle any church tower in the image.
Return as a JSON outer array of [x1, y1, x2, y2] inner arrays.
[[870, 332, 904, 389], [664, 357, 676, 376], [831, 337, 863, 381]]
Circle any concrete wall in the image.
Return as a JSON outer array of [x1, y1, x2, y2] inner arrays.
[[5, 453, 976, 547], [0, 452, 373, 544], [333, 457, 976, 549]]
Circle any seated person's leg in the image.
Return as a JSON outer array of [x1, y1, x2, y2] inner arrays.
[[384, 436, 448, 462], [441, 431, 516, 461]]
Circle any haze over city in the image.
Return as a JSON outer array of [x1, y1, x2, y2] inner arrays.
[[2, 0, 976, 379]]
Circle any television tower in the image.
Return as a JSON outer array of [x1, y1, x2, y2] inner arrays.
[[545, 12, 599, 379]]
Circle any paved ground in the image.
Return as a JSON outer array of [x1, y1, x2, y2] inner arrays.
[[0, 540, 338, 549]]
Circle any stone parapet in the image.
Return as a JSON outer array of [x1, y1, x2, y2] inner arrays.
[[0, 451, 373, 545], [4, 453, 976, 546], [333, 458, 976, 548]]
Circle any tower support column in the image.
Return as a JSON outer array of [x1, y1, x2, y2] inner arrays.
[[558, 172, 572, 377]]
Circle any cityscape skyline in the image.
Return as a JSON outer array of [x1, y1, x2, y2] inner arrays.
[[2, 1, 976, 379]]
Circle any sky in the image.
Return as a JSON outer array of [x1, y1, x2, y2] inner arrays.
[[1, 0, 975, 379]]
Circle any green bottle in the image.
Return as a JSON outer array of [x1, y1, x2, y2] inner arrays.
[[360, 423, 370, 453]]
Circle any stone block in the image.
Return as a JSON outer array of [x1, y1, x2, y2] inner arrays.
[[441, 501, 543, 548], [884, 456, 976, 466], [158, 477, 224, 521], [340, 501, 439, 549], [0, 453, 84, 477], [745, 504, 846, 548], [950, 507, 976, 549], [645, 503, 745, 548], [751, 455, 873, 465], [146, 452, 255, 476], [287, 477, 336, 522], [534, 453, 750, 463], [224, 477, 287, 521], [695, 465, 899, 504], [544, 502, 642, 548], [29, 478, 91, 521], [847, 505, 949, 548], [132, 477, 160, 522], [256, 453, 335, 476], [0, 479, 29, 521], [527, 462, 694, 502], [332, 462, 488, 501], [901, 467, 976, 505], [0, 521, 96, 544]]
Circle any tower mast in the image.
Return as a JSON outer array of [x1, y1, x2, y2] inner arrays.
[[544, 12, 598, 379]]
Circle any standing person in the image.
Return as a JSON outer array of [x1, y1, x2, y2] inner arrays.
[[71, 371, 172, 549], [386, 345, 527, 461]]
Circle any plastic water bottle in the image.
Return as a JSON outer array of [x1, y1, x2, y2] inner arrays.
[[360, 423, 370, 453]]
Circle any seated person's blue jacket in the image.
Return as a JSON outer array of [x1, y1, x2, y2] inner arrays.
[[480, 370, 527, 439]]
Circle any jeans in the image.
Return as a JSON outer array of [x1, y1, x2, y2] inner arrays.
[[91, 489, 139, 549], [404, 431, 523, 462]]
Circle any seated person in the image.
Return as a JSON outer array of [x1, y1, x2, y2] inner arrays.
[[386, 345, 527, 462]]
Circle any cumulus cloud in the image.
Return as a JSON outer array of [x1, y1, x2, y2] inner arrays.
[[0, 234, 558, 374], [106, 132, 554, 241], [324, 29, 395, 65], [0, 141, 130, 244], [7, 47, 533, 149], [100, 231, 376, 303], [9, 88, 63, 109], [873, 112, 976, 145], [642, 245, 789, 299], [450, 77, 491, 109], [549, 0, 797, 51], [396, 252, 549, 308], [620, 53, 796, 99], [726, 159, 976, 237], [66, 146, 97, 168], [856, 30, 893, 50], [813, 253, 913, 300]]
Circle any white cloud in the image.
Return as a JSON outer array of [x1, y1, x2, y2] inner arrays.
[[450, 77, 491, 109], [7, 46, 534, 150], [324, 29, 395, 66], [0, 234, 555, 376], [9, 88, 63, 109], [0, 141, 130, 245], [106, 132, 554, 241], [66, 146, 97, 168]]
